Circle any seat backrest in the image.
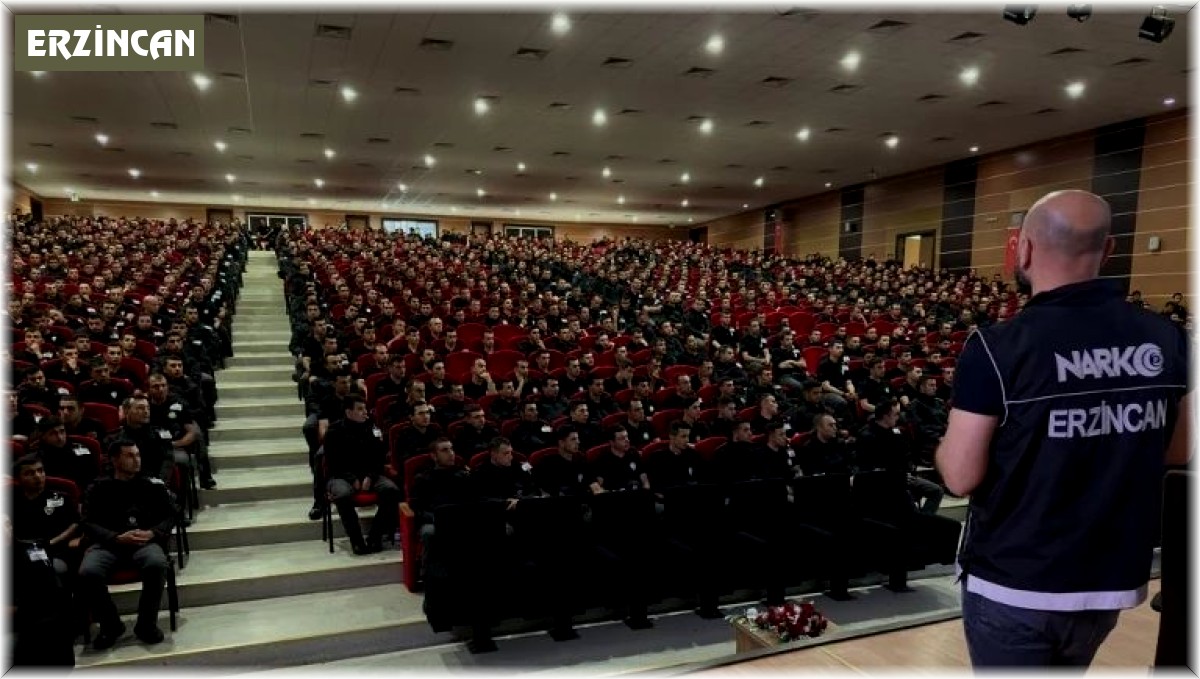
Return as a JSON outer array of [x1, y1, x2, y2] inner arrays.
[[402, 454, 434, 497], [81, 402, 119, 433]]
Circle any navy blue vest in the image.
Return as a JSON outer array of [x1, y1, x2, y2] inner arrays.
[[958, 280, 1189, 610]]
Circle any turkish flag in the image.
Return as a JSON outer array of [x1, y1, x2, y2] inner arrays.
[[1003, 227, 1021, 279]]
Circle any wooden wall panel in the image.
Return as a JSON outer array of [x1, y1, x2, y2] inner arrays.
[[1131, 112, 1190, 304], [861, 169, 944, 262]]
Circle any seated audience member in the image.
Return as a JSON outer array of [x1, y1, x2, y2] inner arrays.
[[800, 414, 856, 476], [580, 376, 619, 421], [759, 421, 801, 481], [749, 393, 785, 436], [462, 358, 497, 402], [29, 416, 99, 495], [814, 340, 855, 416], [434, 383, 469, 429], [78, 439, 175, 649], [621, 398, 658, 448], [406, 438, 473, 568], [452, 404, 502, 459], [8, 389, 39, 440], [643, 420, 709, 498], [535, 377, 571, 422], [110, 395, 175, 484], [392, 401, 443, 464], [78, 358, 132, 409], [11, 454, 82, 581], [489, 379, 523, 422], [322, 394, 400, 555], [373, 355, 410, 403], [677, 398, 711, 442], [588, 426, 648, 493], [18, 366, 62, 412], [470, 437, 536, 507], [509, 402, 554, 455], [147, 373, 214, 490], [856, 358, 896, 415], [385, 380, 427, 429], [58, 394, 109, 442], [707, 395, 742, 441], [534, 426, 600, 497], [662, 374, 698, 411], [45, 344, 88, 389], [908, 375, 949, 465], [715, 420, 777, 484], [854, 400, 942, 515], [565, 401, 605, 451]]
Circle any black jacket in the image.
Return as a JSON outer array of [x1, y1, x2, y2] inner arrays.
[[82, 475, 175, 547], [323, 418, 388, 482]]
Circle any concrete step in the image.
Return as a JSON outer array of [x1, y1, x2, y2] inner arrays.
[[234, 320, 292, 330], [209, 438, 309, 470], [210, 415, 300, 443], [225, 353, 295, 369], [218, 381, 298, 401], [231, 340, 292, 353], [77, 584, 432, 668], [216, 399, 303, 420], [187, 497, 380, 550], [205, 464, 312, 504], [220, 365, 293, 379], [110, 539, 402, 615], [233, 330, 291, 342]]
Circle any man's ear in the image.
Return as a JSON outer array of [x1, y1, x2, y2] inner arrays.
[[1100, 236, 1116, 267]]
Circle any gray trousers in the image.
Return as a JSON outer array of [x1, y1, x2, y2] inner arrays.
[[328, 477, 401, 546], [78, 542, 169, 630]]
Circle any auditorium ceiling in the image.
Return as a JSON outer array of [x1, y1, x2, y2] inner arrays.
[[10, 7, 1191, 225]]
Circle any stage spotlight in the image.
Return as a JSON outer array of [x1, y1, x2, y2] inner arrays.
[[1067, 4, 1092, 21], [1003, 5, 1037, 25], [1139, 9, 1175, 43]]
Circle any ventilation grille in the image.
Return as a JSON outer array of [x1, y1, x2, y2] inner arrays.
[[918, 93, 946, 103], [150, 121, 178, 129], [948, 31, 985, 44], [605, 154, 626, 161], [725, 163, 744, 169], [366, 137, 390, 144], [236, 154, 254, 160], [829, 83, 861, 94], [310, 78, 335, 87], [551, 150, 571, 157], [514, 47, 549, 61], [70, 115, 98, 124], [930, 136, 953, 142], [419, 37, 454, 51], [295, 158, 314, 164], [30, 142, 54, 148], [547, 101, 571, 110], [228, 126, 252, 134], [1033, 107, 1060, 115], [393, 86, 421, 95], [172, 150, 191, 157], [1113, 57, 1152, 66], [602, 57, 634, 69], [817, 168, 838, 174], [432, 141, 455, 148], [683, 67, 716, 78], [299, 132, 325, 139], [976, 100, 1007, 108], [206, 13, 239, 25], [771, 165, 790, 171], [824, 126, 847, 133], [218, 72, 244, 81], [493, 145, 512, 152], [657, 158, 676, 164], [867, 19, 910, 33], [745, 120, 773, 128], [316, 24, 352, 40], [355, 162, 374, 168], [617, 108, 643, 116], [1048, 47, 1086, 56], [760, 76, 792, 88]]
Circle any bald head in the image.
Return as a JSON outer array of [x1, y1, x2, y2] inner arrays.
[[1023, 190, 1112, 258]]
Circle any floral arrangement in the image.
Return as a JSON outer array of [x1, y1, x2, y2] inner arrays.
[[738, 601, 829, 642]]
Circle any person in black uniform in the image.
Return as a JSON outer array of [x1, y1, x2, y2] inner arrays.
[[451, 404, 502, 460], [800, 414, 856, 476], [509, 402, 554, 455], [856, 399, 942, 514], [406, 438, 473, 569], [392, 401, 443, 464], [78, 439, 175, 649], [29, 416, 99, 496], [643, 420, 709, 499], [11, 454, 81, 581], [110, 394, 176, 484], [322, 394, 401, 555], [59, 393, 108, 443], [937, 190, 1193, 668], [588, 426, 648, 492], [714, 420, 775, 484], [470, 437, 536, 507], [148, 373, 215, 490], [620, 398, 657, 449], [534, 426, 600, 497]]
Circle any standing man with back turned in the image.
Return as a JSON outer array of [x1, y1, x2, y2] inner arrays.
[[936, 190, 1192, 668]]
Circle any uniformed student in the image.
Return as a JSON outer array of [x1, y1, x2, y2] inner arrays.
[[11, 454, 81, 580], [534, 426, 601, 497], [588, 426, 648, 493], [78, 439, 175, 649], [937, 190, 1193, 668], [470, 437, 536, 506], [147, 373, 215, 490], [322, 394, 401, 555]]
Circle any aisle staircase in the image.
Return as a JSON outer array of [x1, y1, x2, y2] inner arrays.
[[74, 250, 427, 669]]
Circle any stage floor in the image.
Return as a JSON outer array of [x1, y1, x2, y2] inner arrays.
[[703, 580, 1162, 673]]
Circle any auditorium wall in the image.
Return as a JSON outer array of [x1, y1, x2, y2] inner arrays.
[[702, 110, 1190, 305], [30, 197, 685, 244]]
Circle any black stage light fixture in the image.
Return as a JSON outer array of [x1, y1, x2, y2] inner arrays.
[[1139, 8, 1175, 43], [1067, 4, 1092, 22], [1003, 5, 1038, 25]]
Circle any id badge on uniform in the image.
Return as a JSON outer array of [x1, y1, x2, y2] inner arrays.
[[372, 426, 382, 439], [521, 462, 532, 473], [157, 428, 173, 440], [26, 546, 49, 563]]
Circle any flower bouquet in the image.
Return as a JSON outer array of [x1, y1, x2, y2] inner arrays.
[[737, 601, 829, 643]]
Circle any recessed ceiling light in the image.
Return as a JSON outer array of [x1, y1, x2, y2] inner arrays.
[[969, 145, 980, 153], [681, 172, 691, 183], [617, 195, 626, 204], [314, 178, 325, 188], [824, 182, 832, 188], [884, 135, 900, 148], [796, 127, 811, 141], [473, 97, 490, 115], [699, 119, 714, 135], [25, 163, 38, 173], [575, 214, 581, 221], [476, 188, 486, 197], [214, 140, 227, 152], [128, 168, 141, 179], [324, 148, 336, 159], [398, 183, 408, 192], [632, 215, 639, 222], [29, 71, 45, 78], [687, 217, 694, 223], [192, 73, 212, 91], [681, 198, 690, 207], [1163, 97, 1177, 106], [423, 154, 436, 167], [150, 190, 159, 198], [517, 162, 526, 171], [959, 66, 980, 86], [225, 173, 236, 183], [94, 133, 109, 146], [549, 192, 558, 201], [706, 34, 725, 55], [742, 203, 749, 209], [593, 109, 608, 126], [551, 13, 571, 35], [753, 176, 764, 188], [515, 209, 522, 216], [232, 194, 242, 201], [451, 206, 459, 212], [307, 197, 316, 205], [340, 85, 358, 102], [602, 166, 612, 178], [840, 51, 861, 71], [64, 186, 73, 194], [1064, 81, 1086, 99]]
